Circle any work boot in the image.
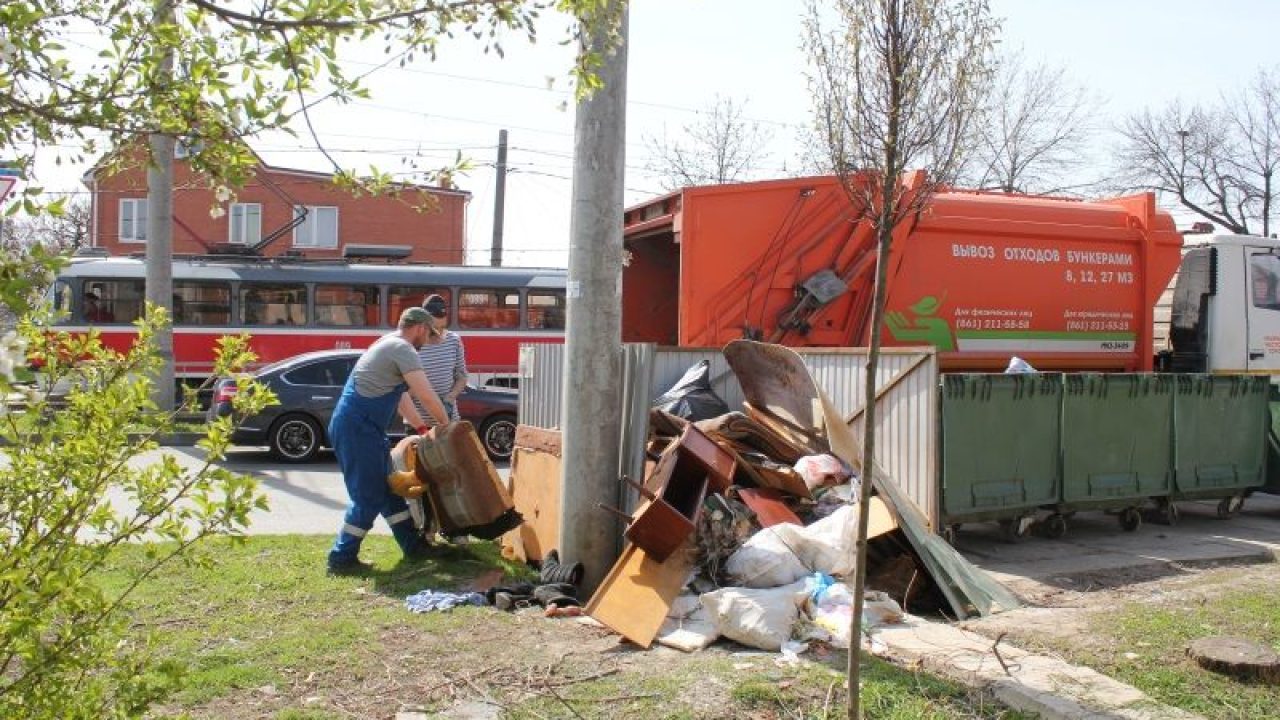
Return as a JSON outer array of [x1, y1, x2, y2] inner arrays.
[[539, 549, 584, 586], [326, 558, 374, 576], [492, 591, 534, 611], [402, 540, 439, 563]]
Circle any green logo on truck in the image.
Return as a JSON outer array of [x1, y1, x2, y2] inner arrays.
[[885, 295, 955, 351]]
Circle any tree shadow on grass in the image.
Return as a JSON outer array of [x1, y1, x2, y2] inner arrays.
[[367, 540, 535, 600]]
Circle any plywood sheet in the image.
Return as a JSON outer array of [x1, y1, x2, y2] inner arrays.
[[499, 444, 562, 563], [585, 540, 695, 648]]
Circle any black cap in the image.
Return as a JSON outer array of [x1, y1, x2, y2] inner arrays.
[[422, 294, 448, 318]]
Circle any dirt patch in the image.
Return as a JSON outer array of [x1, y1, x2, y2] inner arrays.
[[176, 605, 747, 719]]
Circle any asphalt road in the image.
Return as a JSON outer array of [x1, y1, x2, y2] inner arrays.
[[130, 446, 510, 536]]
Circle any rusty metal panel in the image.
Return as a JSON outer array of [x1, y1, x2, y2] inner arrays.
[[518, 343, 566, 430]]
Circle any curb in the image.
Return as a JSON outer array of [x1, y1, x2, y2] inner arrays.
[[870, 615, 1205, 720]]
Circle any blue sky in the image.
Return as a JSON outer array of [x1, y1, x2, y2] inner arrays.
[[21, 1, 1280, 265]]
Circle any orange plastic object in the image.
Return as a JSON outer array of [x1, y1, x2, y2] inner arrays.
[[622, 174, 1183, 372]]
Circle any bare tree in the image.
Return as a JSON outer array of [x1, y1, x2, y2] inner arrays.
[[804, 1, 996, 717], [1116, 68, 1280, 236], [963, 52, 1099, 194], [644, 95, 775, 190], [0, 198, 91, 253]]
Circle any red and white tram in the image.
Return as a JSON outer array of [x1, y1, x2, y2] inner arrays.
[[50, 255, 566, 387]]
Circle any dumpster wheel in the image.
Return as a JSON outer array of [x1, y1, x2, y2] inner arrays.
[[941, 524, 960, 546], [999, 517, 1032, 543], [1119, 507, 1142, 533], [1042, 513, 1068, 540], [1155, 499, 1180, 526], [1217, 495, 1244, 519]]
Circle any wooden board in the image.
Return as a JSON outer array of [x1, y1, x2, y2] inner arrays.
[[736, 487, 802, 527], [865, 496, 897, 539], [513, 425, 562, 457], [585, 540, 695, 649], [499, 444, 562, 563]]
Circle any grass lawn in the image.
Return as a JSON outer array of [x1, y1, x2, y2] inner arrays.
[[969, 562, 1280, 720], [1083, 580, 1280, 719], [100, 535, 1031, 719]]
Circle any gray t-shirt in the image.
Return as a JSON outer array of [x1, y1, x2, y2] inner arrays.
[[351, 333, 421, 398]]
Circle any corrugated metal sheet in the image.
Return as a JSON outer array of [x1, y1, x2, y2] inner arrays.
[[518, 342, 940, 529], [518, 343, 566, 430]]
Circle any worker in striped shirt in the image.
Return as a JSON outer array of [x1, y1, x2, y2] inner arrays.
[[415, 294, 468, 424]]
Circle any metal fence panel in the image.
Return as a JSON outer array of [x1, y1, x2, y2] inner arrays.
[[518, 343, 940, 529]]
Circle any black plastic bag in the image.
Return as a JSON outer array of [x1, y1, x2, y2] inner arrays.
[[653, 360, 730, 421]]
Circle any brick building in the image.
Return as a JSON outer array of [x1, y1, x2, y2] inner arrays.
[[85, 145, 469, 263]]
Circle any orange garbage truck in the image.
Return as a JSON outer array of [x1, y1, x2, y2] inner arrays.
[[622, 174, 1280, 540]]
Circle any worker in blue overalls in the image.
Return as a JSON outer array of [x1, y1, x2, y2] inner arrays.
[[327, 306, 451, 574]]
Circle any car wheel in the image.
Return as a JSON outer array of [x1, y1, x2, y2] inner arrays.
[[479, 413, 516, 462], [269, 413, 322, 463]]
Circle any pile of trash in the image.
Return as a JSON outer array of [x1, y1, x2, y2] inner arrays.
[[583, 341, 1020, 654]]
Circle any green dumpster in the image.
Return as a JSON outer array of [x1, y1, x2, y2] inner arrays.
[[1172, 375, 1268, 515], [940, 373, 1061, 540], [1059, 374, 1173, 531]]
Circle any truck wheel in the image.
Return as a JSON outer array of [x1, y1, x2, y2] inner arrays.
[[1119, 507, 1142, 533], [269, 413, 322, 463], [479, 413, 516, 462], [1217, 495, 1244, 519], [1043, 513, 1068, 540]]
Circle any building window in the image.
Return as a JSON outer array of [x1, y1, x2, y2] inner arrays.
[[229, 203, 262, 245], [292, 206, 338, 249], [119, 199, 148, 243], [315, 285, 380, 327], [458, 288, 520, 329]]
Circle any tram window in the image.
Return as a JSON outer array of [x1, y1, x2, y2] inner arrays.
[[240, 283, 306, 326], [173, 282, 231, 325], [50, 280, 72, 319], [526, 291, 566, 330], [458, 288, 520, 329], [316, 285, 380, 327], [388, 286, 451, 326], [82, 279, 144, 324]]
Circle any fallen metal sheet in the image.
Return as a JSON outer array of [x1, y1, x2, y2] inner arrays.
[[723, 340, 1020, 619]]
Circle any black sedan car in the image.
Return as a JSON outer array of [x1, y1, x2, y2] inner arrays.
[[209, 349, 518, 463]]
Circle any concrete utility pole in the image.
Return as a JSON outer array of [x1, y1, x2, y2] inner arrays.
[[490, 129, 508, 267], [146, 0, 176, 412], [558, 8, 629, 594]]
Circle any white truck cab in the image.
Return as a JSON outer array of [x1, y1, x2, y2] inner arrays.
[[1169, 234, 1280, 375]]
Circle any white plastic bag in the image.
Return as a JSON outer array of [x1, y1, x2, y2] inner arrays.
[[1005, 356, 1037, 374], [724, 504, 859, 588], [700, 581, 808, 651], [793, 454, 851, 492], [656, 594, 719, 653]]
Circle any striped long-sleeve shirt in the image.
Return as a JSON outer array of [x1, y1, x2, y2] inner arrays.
[[415, 331, 467, 423]]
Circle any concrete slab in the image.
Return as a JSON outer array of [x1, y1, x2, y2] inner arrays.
[[954, 494, 1280, 589], [870, 615, 1204, 720]]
